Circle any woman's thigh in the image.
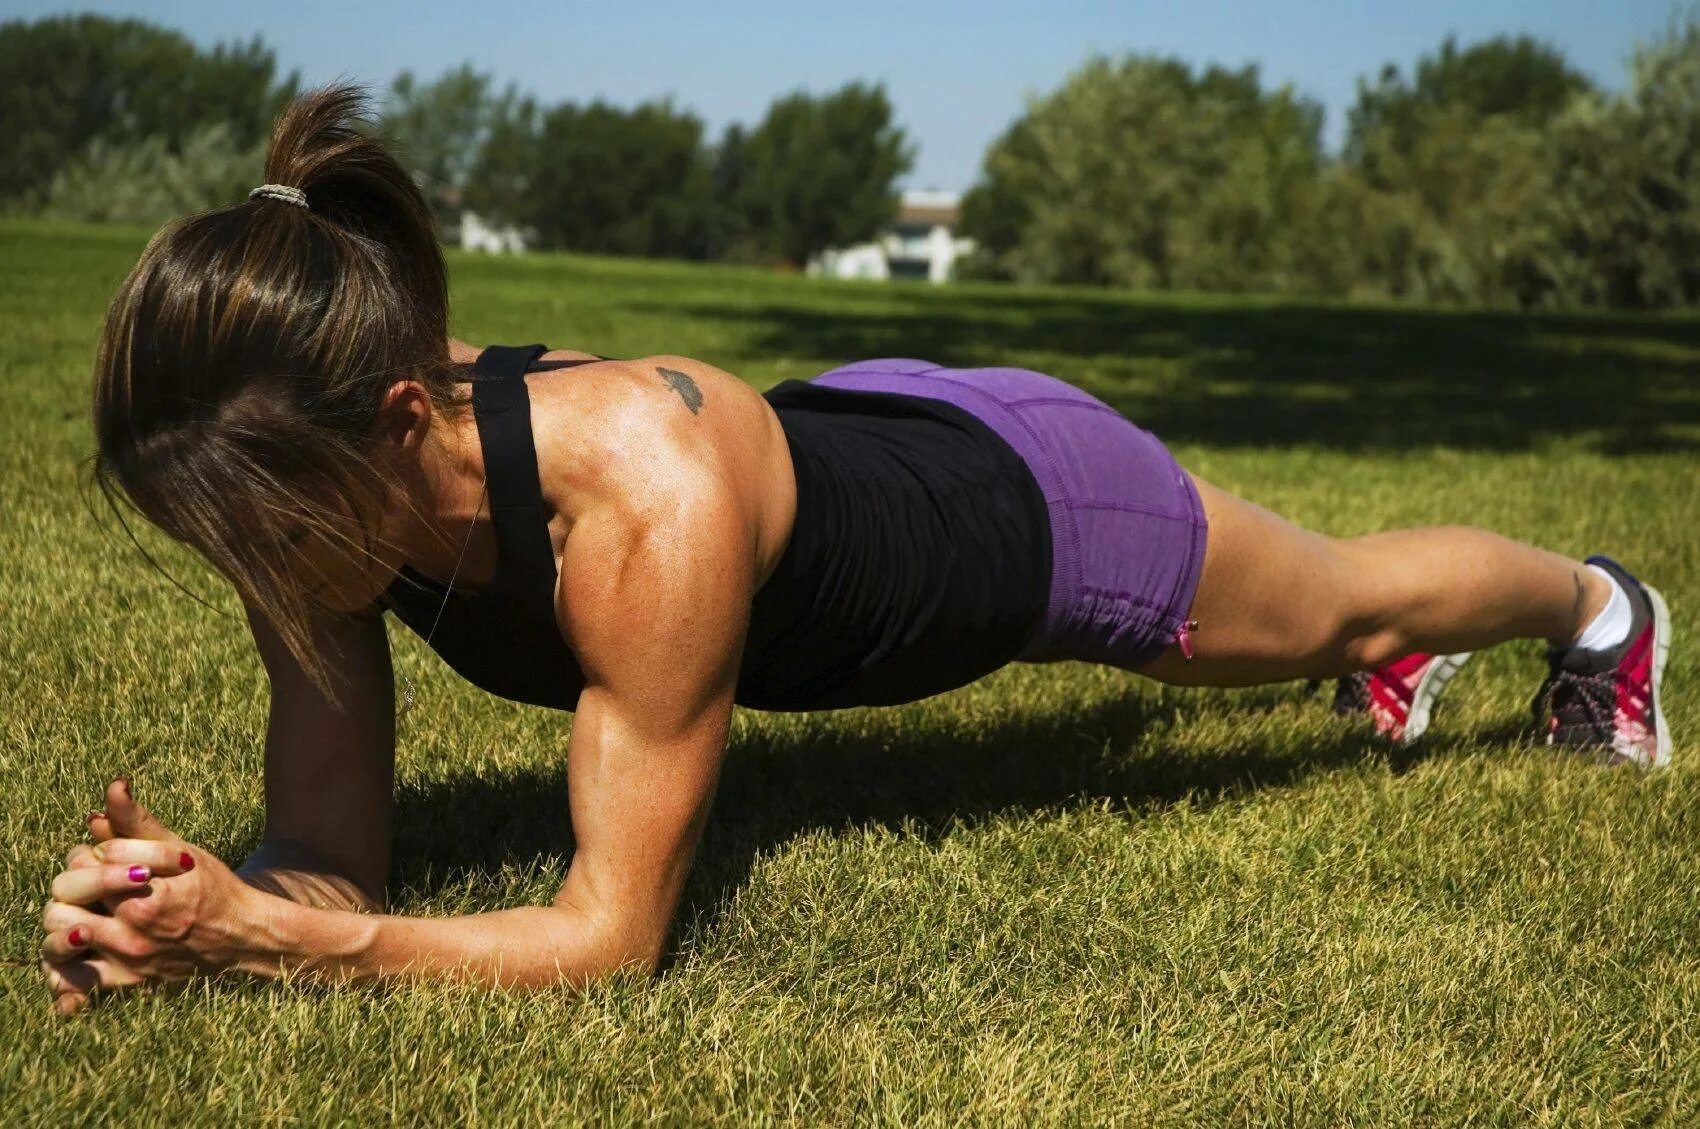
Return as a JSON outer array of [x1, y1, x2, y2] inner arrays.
[[1136, 472, 1361, 687]]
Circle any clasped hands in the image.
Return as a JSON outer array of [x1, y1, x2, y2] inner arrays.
[[38, 778, 267, 1016]]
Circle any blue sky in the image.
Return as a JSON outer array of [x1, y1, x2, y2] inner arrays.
[[1, 1, 1680, 189]]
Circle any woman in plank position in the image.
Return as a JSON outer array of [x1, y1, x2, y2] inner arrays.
[[41, 86, 1673, 1013]]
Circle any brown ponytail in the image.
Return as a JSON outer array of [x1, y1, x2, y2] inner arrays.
[[91, 83, 462, 704]]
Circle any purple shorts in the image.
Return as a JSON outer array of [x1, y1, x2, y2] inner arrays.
[[812, 358, 1208, 670]]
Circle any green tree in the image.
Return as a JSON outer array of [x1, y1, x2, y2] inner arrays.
[[0, 14, 294, 203], [40, 123, 267, 225], [1289, 110, 1549, 305], [704, 123, 761, 262], [959, 55, 1322, 291], [380, 64, 499, 231], [463, 91, 542, 231], [1302, 34, 1596, 306], [735, 83, 914, 266], [518, 98, 716, 258], [1529, 15, 1700, 308], [1345, 34, 1593, 175], [958, 119, 1039, 281]]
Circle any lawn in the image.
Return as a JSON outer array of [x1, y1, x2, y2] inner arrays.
[[2, 218, 1698, 1124]]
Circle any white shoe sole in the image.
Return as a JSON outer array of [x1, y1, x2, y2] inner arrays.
[[1639, 583, 1673, 770], [1398, 652, 1474, 744]]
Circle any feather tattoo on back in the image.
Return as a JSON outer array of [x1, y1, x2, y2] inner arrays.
[[657, 367, 704, 414]]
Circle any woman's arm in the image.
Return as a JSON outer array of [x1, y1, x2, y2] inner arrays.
[[247, 442, 752, 986], [239, 663, 734, 989], [238, 601, 396, 912], [42, 423, 753, 997]]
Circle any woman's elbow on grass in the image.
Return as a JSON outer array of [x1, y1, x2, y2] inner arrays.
[[517, 902, 668, 990]]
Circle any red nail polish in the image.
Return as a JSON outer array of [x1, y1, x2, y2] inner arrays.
[[179, 851, 195, 872], [68, 927, 88, 946], [128, 865, 150, 883]]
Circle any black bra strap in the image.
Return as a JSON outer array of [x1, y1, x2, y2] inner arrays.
[[471, 344, 557, 616]]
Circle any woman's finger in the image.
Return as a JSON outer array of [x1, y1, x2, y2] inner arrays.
[[43, 899, 93, 935], [48, 843, 193, 905], [94, 839, 197, 875], [41, 958, 98, 1015], [41, 923, 96, 962], [50, 861, 160, 905], [42, 901, 151, 960], [60, 851, 117, 920], [87, 809, 115, 843], [40, 954, 143, 1016], [103, 778, 176, 842]]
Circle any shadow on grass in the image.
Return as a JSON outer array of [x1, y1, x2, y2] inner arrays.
[[389, 680, 1487, 939], [631, 290, 1700, 453]]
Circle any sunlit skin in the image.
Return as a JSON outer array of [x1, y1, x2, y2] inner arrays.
[[42, 339, 802, 1010], [40, 337, 1612, 1013]]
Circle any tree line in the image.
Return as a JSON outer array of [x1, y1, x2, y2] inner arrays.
[[4, 13, 1697, 310], [0, 15, 913, 268], [962, 21, 1700, 310]]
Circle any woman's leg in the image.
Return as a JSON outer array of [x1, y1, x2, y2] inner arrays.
[[1136, 471, 1612, 688]]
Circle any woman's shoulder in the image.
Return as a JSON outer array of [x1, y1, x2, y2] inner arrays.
[[527, 352, 798, 636], [526, 352, 792, 531], [526, 353, 757, 462]]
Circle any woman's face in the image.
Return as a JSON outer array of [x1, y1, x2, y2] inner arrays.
[[292, 530, 400, 614], [269, 489, 407, 614], [251, 389, 438, 616]]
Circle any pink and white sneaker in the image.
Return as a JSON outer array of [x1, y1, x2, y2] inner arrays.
[[1332, 651, 1473, 744], [1531, 555, 1673, 769]]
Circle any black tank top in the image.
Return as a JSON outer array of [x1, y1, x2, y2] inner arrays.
[[376, 345, 1051, 711]]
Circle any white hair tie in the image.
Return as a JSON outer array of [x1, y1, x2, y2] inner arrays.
[[249, 183, 308, 208]]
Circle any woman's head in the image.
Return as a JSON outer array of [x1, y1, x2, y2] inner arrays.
[[92, 84, 461, 698]]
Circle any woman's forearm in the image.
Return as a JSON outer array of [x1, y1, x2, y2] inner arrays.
[[242, 896, 648, 990]]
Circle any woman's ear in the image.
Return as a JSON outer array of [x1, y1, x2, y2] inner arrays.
[[376, 379, 433, 452]]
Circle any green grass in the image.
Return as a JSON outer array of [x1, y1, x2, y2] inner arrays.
[[3, 217, 1699, 1124]]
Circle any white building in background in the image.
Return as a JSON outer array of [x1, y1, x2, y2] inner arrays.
[[809, 190, 976, 284], [456, 190, 972, 273], [459, 210, 529, 254]]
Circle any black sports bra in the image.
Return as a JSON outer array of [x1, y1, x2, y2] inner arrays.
[[377, 345, 1051, 711]]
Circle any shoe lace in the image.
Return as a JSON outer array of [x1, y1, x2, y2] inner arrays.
[[1333, 672, 1372, 717], [1533, 666, 1617, 745]]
